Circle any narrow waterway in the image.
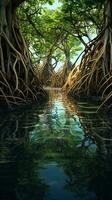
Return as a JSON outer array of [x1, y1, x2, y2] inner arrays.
[[0, 88, 112, 200]]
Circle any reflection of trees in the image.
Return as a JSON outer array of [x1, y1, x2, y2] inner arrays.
[[61, 147, 112, 200], [61, 94, 112, 199], [62, 94, 112, 156], [0, 142, 48, 200], [0, 89, 112, 200], [0, 106, 48, 200], [0, 108, 37, 166], [39, 89, 84, 139], [79, 111, 112, 156], [0, 106, 42, 164], [15, 144, 48, 200], [24, 132, 112, 200], [0, 106, 41, 141]]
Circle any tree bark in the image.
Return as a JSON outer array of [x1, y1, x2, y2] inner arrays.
[[0, 0, 43, 106]]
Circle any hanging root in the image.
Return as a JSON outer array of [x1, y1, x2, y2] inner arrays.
[[0, 22, 47, 107], [63, 1, 112, 111], [50, 69, 65, 88], [63, 26, 112, 110], [50, 62, 73, 88]]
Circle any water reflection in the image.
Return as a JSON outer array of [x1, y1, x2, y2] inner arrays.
[[0, 88, 112, 200]]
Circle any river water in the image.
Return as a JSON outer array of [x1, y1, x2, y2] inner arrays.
[[0, 88, 112, 200]]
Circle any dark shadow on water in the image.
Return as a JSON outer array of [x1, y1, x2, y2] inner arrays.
[[0, 88, 112, 200]]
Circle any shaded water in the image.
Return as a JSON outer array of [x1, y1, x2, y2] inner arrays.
[[0, 88, 112, 200]]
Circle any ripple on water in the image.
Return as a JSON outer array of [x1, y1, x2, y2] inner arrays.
[[0, 88, 112, 200]]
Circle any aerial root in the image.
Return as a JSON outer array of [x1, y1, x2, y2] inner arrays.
[[62, 27, 112, 110], [0, 29, 46, 107]]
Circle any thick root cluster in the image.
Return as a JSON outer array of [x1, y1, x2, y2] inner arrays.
[[63, 1, 112, 110], [35, 61, 53, 86], [50, 63, 72, 88], [0, 16, 47, 107], [63, 28, 112, 109]]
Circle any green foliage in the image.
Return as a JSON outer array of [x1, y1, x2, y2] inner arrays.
[[17, 0, 106, 67]]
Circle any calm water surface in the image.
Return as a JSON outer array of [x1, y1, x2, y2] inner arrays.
[[0, 88, 112, 200]]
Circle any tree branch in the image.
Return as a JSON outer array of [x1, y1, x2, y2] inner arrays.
[[26, 14, 43, 37]]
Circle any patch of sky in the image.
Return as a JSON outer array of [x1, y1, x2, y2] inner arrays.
[[44, 0, 62, 10], [54, 33, 96, 71]]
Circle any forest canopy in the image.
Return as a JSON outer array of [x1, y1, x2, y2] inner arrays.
[[18, 0, 105, 65]]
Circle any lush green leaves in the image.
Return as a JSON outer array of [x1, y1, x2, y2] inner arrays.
[[17, 0, 105, 67]]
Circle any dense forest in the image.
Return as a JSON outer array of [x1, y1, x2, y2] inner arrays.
[[1, 1, 112, 200], [0, 0, 112, 110]]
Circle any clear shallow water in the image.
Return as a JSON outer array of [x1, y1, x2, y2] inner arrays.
[[0, 88, 112, 200]]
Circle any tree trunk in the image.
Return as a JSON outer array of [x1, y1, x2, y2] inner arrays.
[[63, 46, 72, 81], [0, 0, 43, 107], [41, 55, 53, 86], [64, 0, 112, 110], [103, 0, 112, 75]]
